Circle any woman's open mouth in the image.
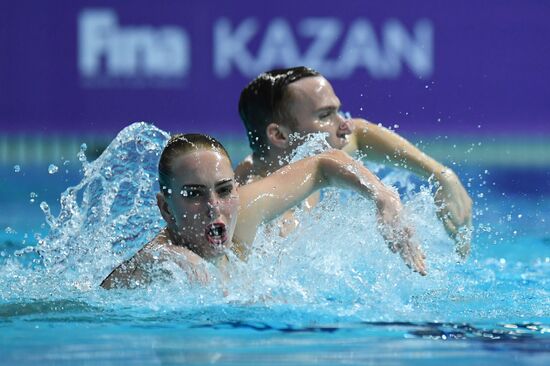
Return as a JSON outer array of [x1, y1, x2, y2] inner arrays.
[[205, 222, 228, 245]]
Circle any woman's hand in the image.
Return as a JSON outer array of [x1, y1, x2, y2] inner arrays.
[[375, 187, 427, 276], [434, 168, 473, 258]]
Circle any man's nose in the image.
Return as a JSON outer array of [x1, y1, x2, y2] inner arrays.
[[338, 118, 353, 135]]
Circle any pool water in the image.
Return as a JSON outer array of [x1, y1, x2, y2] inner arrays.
[[1, 123, 548, 365]]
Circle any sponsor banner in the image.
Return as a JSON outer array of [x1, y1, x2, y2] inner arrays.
[[0, 1, 549, 135]]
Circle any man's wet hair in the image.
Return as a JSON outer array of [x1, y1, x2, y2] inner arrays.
[[158, 133, 231, 195], [238, 66, 320, 155]]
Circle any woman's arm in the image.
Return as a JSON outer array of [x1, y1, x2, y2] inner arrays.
[[234, 149, 426, 275], [346, 118, 472, 257]]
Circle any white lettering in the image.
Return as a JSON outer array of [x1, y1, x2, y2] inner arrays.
[[214, 18, 258, 78], [213, 17, 434, 80], [79, 9, 116, 77], [299, 18, 342, 73], [383, 19, 433, 78], [334, 20, 385, 78], [78, 9, 190, 80], [254, 19, 301, 75]]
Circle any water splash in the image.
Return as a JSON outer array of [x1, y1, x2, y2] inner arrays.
[[1, 123, 170, 303], [0, 124, 547, 326]]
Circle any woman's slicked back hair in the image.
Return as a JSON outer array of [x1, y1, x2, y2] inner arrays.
[[158, 133, 231, 194]]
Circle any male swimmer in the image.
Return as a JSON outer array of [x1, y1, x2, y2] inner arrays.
[[236, 66, 472, 257], [101, 133, 425, 289]]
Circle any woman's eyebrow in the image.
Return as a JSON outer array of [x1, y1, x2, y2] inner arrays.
[[215, 178, 233, 188]]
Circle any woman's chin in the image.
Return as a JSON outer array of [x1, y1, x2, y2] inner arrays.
[[202, 240, 230, 260]]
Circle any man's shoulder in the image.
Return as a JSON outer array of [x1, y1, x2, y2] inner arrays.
[[235, 154, 258, 185]]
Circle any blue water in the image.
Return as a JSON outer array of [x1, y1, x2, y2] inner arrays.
[[1, 123, 549, 365]]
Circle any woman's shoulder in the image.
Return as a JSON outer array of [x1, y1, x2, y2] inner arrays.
[[100, 230, 171, 289]]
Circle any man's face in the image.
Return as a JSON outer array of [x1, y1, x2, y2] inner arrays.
[[284, 76, 353, 150], [164, 149, 239, 260]]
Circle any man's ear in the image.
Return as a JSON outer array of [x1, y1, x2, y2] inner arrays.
[[266, 122, 292, 149], [157, 192, 175, 226]]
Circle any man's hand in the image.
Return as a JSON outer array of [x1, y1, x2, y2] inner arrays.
[[375, 189, 427, 276], [434, 168, 473, 258]]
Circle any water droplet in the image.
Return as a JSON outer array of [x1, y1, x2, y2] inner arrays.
[[29, 192, 38, 203], [48, 164, 59, 174], [4, 226, 17, 234], [103, 166, 113, 179], [13, 165, 21, 173], [477, 193, 484, 198], [78, 143, 88, 163]]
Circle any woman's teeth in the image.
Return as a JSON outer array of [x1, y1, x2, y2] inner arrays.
[[206, 224, 226, 244]]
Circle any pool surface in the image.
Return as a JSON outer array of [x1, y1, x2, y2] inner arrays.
[[1, 124, 549, 365]]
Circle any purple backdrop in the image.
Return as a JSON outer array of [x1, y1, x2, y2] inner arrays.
[[1, 0, 549, 136]]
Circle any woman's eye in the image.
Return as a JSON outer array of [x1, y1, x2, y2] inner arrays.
[[218, 186, 233, 197], [181, 189, 201, 198]]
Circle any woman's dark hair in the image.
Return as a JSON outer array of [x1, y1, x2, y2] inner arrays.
[[158, 133, 231, 195], [238, 66, 320, 155]]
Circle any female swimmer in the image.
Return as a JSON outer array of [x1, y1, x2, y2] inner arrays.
[[101, 133, 425, 289]]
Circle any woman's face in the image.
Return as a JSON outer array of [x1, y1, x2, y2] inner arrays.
[[160, 149, 239, 260]]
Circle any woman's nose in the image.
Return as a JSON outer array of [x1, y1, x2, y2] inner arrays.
[[206, 196, 221, 218]]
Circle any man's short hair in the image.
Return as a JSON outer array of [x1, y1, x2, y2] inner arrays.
[[238, 66, 320, 155]]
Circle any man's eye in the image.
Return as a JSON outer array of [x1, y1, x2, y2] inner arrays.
[[181, 189, 201, 198], [320, 110, 334, 120]]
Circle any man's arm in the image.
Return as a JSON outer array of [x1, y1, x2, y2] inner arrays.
[[347, 118, 473, 257]]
